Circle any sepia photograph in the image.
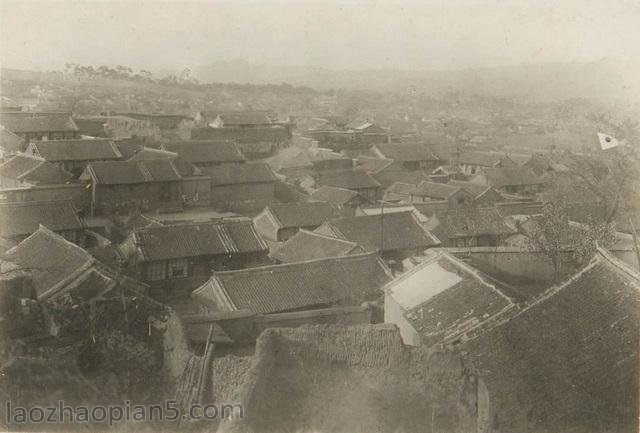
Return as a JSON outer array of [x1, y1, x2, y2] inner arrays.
[[0, 1, 639, 432]]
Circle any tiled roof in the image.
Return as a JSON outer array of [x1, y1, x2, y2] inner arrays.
[[310, 186, 360, 205], [372, 169, 431, 189], [432, 165, 460, 175], [265, 202, 339, 229], [316, 169, 380, 190], [346, 121, 373, 130], [374, 143, 440, 161], [271, 229, 363, 263], [478, 167, 546, 187], [412, 201, 450, 218], [127, 146, 178, 160], [3, 226, 147, 301], [316, 211, 440, 252], [73, 118, 108, 137], [448, 180, 494, 197], [122, 213, 164, 230], [88, 244, 124, 269], [461, 249, 640, 431], [2, 226, 92, 298], [161, 140, 245, 164], [27, 139, 122, 162], [385, 182, 416, 196], [0, 153, 46, 179], [81, 159, 182, 185], [309, 148, 348, 162], [348, 122, 386, 133], [193, 252, 392, 314], [204, 162, 276, 186], [493, 133, 553, 151], [426, 142, 453, 161], [0, 126, 24, 152], [385, 251, 513, 344], [204, 109, 277, 120], [459, 150, 507, 167], [115, 140, 144, 159], [355, 156, 395, 173], [505, 153, 533, 165], [0, 153, 73, 184], [428, 208, 517, 240], [191, 126, 289, 143], [411, 181, 462, 199], [0, 199, 82, 238], [132, 220, 268, 261], [217, 112, 272, 126], [274, 180, 311, 203], [266, 146, 314, 170], [127, 147, 201, 177], [115, 112, 189, 129], [0, 112, 78, 133], [359, 205, 429, 223]]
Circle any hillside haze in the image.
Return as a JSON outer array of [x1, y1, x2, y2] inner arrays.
[[190, 59, 639, 102]]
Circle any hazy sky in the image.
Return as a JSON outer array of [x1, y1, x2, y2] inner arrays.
[[1, 0, 639, 72]]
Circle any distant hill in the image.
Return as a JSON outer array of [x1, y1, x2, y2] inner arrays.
[[190, 59, 640, 102], [3, 58, 638, 104], [0, 68, 64, 82]]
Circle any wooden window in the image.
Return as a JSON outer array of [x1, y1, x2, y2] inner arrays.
[[168, 258, 188, 278], [146, 261, 166, 281]]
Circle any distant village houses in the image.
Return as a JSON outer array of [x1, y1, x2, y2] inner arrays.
[[409, 181, 476, 208], [470, 167, 545, 195], [458, 150, 516, 176], [369, 143, 441, 172], [74, 115, 161, 140]]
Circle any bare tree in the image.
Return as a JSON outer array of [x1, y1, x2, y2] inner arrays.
[[526, 201, 617, 281], [562, 114, 640, 223]]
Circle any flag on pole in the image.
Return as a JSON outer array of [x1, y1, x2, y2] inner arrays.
[[597, 132, 620, 150]]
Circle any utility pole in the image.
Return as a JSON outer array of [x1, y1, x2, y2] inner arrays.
[[377, 199, 393, 254], [380, 199, 384, 253], [628, 217, 640, 271]]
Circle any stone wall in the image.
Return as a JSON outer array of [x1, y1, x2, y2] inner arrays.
[[216, 325, 480, 433]]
